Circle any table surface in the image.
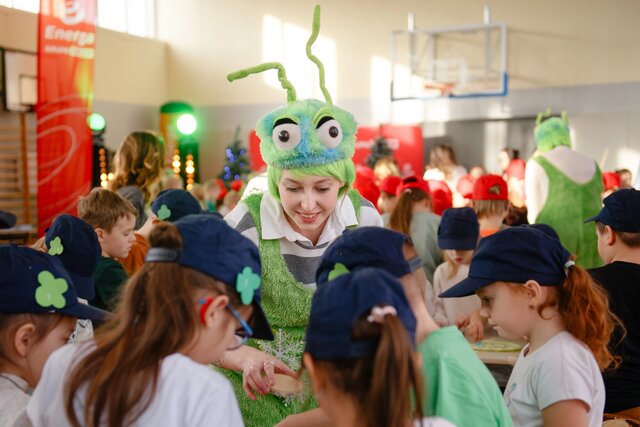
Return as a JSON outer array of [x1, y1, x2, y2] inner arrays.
[[0, 225, 36, 244], [471, 335, 524, 366]]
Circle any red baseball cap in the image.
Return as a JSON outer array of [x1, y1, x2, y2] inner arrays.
[[602, 172, 621, 191], [456, 174, 476, 199], [379, 176, 402, 195], [426, 180, 453, 216], [397, 175, 430, 196], [471, 174, 508, 201]]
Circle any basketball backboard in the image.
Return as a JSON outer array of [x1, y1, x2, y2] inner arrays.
[[391, 11, 508, 101], [2, 49, 37, 112]]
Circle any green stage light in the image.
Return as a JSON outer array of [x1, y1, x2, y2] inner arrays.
[[88, 113, 106, 132], [177, 113, 197, 135]]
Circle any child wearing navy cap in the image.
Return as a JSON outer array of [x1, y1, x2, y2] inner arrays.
[[287, 226, 511, 427], [27, 215, 276, 427], [78, 188, 137, 311], [441, 227, 618, 427], [118, 188, 202, 276], [586, 188, 640, 422], [44, 214, 103, 343], [432, 208, 482, 331], [0, 246, 106, 427], [388, 175, 442, 283], [304, 268, 454, 427]]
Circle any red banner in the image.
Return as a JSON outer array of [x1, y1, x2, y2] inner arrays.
[[248, 124, 424, 176], [37, 0, 96, 235]]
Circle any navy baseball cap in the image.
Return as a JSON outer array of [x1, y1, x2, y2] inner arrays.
[[0, 210, 16, 229], [145, 214, 273, 340], [151, 189, 202, 223], [0, 245, 109, 320], [440, 227, 571, 298], [45, 214, 101, 300], [305, 268, 416, 360], [316, 227, 420, 284], [584, 188, 640, 232], [438, 207, 479, 250], [524, 223, 560, 240]]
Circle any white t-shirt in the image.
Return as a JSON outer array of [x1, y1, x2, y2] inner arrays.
[[432, 263, 481, 327], [27, 344, 244, 427], [416, 417, 457, 426], [0, 373, 31, 427], [503, 331, 604, 427]]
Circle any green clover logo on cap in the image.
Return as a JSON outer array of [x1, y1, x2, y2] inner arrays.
[[157, 204, 172, 221], [47, 236, 64, 256], [328, 262, 349, 281], [35, 271, 68, 309], [236, 266, 260, 305]]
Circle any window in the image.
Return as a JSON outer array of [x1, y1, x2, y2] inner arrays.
[[0, 0, 155, 38]]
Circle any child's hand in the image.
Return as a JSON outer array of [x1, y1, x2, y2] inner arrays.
[[465, 310, 486, 342], [456, 311, 485, 342], [241, 352, 297, 400]]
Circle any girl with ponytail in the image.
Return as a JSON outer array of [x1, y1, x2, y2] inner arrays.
[[303, 267, 454, 427], [26, 215, 274, 427], [440, 227, 619, 427], [388, 175, 442, 283]]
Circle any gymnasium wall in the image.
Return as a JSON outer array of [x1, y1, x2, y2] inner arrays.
[[0, 6, 166, 150], [1, 1, 639, 180]]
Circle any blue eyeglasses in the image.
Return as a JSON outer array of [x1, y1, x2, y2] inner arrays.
[[197, 298, 253, 351], [226, 303, 253, 350], [407, 256, 423, 273]]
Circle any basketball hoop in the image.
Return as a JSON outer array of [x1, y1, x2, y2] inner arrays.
[[423, 81, 455, 97]]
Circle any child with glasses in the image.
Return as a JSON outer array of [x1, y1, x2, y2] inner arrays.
[[26, 215, 275, 427]]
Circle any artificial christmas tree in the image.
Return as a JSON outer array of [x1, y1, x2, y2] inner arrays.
[[219, 127, 252, 184]]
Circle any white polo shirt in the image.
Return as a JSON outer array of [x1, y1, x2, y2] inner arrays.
[[225, 191, 383, 289]]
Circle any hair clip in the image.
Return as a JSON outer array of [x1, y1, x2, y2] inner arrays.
[[366, 306, 397, 324], [145, 248, 180, 262], [198, 297, 214, 324], [563, 260, 576, 276]]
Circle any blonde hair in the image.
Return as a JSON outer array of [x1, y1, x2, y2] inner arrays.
[[472, 199, 508, 220], [109, 131, 165, 203], [388, 188, 431, 235]]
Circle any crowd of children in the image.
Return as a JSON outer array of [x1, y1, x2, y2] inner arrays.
[[1, 128, 639, 427], [1, 4, 640, 426]]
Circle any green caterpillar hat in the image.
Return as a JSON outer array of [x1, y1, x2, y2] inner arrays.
[[227, 5, 356, 170], [534, 110, 572, 153]]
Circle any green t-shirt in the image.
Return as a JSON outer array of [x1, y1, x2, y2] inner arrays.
[[92, 257, 128, 311], [420, 326, 513, 427]]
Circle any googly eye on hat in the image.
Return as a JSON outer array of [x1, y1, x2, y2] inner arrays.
[[227, 5, 357, 172], [144, 214, 273, 340], [0, 245, 109, 321]]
